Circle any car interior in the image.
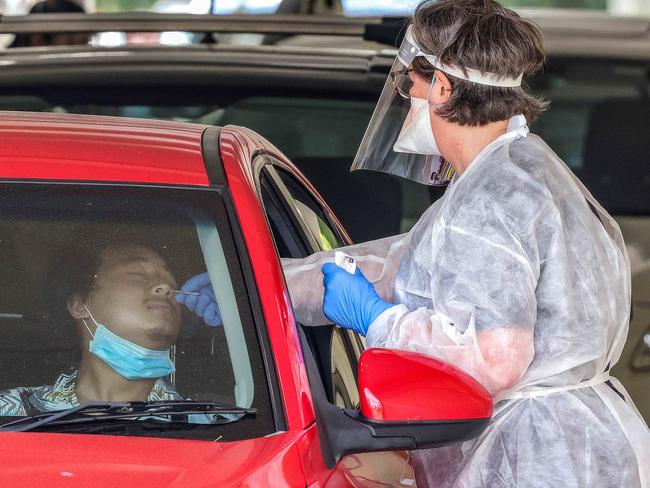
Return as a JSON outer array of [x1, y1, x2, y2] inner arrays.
[[0, 191, 238, 409]]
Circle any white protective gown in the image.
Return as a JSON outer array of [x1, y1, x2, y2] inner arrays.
[[283, 116, 650, 487]]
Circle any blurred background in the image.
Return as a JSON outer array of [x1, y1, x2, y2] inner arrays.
[[1, 0, 650, 19]]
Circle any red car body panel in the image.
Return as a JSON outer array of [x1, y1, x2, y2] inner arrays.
[[0, 114, 317, 486], [0, 431, 307, 487], [0, 114, 325, 486], [0, 112, 209, 186], [218, 126, 416, 487], [219, 126, 320, 431]]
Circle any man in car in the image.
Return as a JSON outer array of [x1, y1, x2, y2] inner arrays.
[[0, 241, 185, 415]]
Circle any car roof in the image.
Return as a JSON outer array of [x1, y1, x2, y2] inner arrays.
[[0, 9, 648, 94], [281, 9, 650, 60], [0, 111, 211, 186], [2, 8, 650, 61]]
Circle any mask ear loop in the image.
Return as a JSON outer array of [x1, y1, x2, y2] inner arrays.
[[81, 303, 98, 339]]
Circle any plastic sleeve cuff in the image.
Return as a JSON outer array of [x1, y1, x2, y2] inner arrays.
[[365, 304, 409, 348]]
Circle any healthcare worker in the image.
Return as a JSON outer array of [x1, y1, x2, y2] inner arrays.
[[281, 0, 650, 486], [179, 0, 650, 485]]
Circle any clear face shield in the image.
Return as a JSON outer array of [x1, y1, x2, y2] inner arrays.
[[351, 25, 523, 186]]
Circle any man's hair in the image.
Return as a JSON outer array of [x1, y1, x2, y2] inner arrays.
[[411, 0, 548, 125]]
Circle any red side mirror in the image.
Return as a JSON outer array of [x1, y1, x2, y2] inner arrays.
[[358, 348, 493, 421], [298, 329, 493, 468]]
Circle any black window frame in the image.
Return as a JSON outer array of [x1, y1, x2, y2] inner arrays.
[[272, 165, 348, 251], [252, 155, 364, 407]]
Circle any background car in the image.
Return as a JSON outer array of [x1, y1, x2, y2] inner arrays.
[[0, 10, 648, 421], [0, 111, 495, 486]]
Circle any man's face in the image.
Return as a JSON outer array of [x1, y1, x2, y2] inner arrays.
[[84, 245, 182, 350]]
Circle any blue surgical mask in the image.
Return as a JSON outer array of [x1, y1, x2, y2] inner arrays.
[[82, 304, 175, 380]]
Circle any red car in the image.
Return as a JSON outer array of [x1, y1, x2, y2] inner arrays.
[[0, 111, 492, 487]]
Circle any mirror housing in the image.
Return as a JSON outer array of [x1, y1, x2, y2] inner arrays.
[[358, 348, 493, 421], [299, 328, 493, 468]]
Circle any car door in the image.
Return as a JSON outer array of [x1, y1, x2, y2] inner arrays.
[[252, 154, 416, 487]]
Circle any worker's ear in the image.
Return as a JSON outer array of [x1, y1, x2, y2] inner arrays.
[[67, 294, 90, 320], [429, 70, 453, 105]]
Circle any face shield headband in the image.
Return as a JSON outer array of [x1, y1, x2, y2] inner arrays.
[[350, 25, 524, 186], [397, 26, 524, 88]]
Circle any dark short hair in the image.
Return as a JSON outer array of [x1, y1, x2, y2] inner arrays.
[[411, 0, 548, 125]]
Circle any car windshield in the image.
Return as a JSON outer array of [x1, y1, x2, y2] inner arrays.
[[0, 184, 274, 440]]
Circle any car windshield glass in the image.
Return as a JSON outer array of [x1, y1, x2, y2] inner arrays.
[[0, 184, 272, 440]]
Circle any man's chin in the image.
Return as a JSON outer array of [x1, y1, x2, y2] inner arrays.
[[142, 322, 180, 350]]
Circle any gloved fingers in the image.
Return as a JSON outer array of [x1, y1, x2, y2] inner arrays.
[[322, 262, 350, 287], [322, 295, 336, 324], [177, 271, 215, 310], [321, 262, 339, 276], [204, 285, 216, 301], [204, 303, 222, 327], [180, 271, 212, 293], [180, 292, 199, 311], [195, 292, 214, 317]]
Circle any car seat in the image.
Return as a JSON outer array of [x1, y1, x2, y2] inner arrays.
[[0, 235, 78, 391], [0, 318, 78, 391]]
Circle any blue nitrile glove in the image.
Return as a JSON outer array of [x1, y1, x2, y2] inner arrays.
[[321, 263, 393, 336], [176, 272, 222, 327]]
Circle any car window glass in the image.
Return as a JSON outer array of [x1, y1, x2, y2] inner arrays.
[[2, 62, 646, 238], [331, 328, 360, 409], [270, 166, 363, 408], [258, 167, 308, 259], [530, 62, 644, 171], [273, 166, 346, 252], [0, 185, 274, 440]]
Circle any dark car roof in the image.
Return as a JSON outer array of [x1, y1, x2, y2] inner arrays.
[[281, 9, 650, 60], [0, 111, 210, 185], [1, 8, 649, 91]]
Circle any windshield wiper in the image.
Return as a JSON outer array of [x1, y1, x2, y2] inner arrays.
[[0, 400, 257, 432]]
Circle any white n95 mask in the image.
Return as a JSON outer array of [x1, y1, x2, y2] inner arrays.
[[393, 96, 441, 156]]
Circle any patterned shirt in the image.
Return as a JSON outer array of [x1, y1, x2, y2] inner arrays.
[[0, 371, 182, 416]]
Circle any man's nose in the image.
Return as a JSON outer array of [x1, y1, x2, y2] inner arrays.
[[152, 283, 174, 296]]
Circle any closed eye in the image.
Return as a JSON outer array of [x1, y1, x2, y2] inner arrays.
[[128, 272, 148, 279]]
